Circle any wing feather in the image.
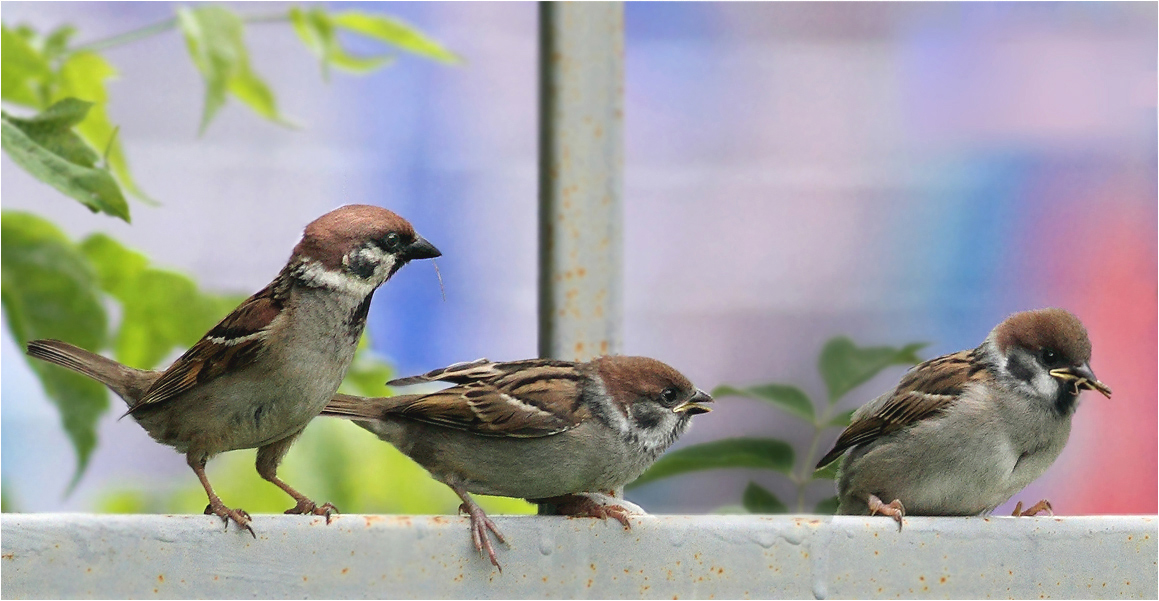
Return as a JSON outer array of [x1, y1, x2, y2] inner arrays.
[[382, 360, 588, 437], [816, 350, 981, 468], [131, 282, 286, 411]]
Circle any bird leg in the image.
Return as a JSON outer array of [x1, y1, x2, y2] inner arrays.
[[1012, 499, 1053, 517], [188, 453, 254, 538], [868, 493, 905, 531], [531, 493, 634, 530], [449, 483, 506, 571], [256, 436, 338, 523]]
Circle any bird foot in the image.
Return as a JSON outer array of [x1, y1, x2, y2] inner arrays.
[[1012, 499, 1053, 517], [203, 502, 255, 538], [535, 493, 635, 530], [284, 499, 340, 524], [458, 502, 507, 571], [868, 494, 905, 532]]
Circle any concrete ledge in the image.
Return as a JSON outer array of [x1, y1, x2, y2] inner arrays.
[[1, 514, 1155, 599]]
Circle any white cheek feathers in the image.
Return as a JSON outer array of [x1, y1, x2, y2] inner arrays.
[[296, 260, 378, 297]]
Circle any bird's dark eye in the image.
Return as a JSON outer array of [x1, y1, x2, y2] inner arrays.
[[1040, 348, 1061, 367], [659, 387, 680, 405], [381, 232, 401, 251]]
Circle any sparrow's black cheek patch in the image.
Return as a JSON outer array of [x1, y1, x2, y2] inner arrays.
[[630, 404, 664, 431], [346, 251, 378, 279], [1007, 354, 1035, 384]]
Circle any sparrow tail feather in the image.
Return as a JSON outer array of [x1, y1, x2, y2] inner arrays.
[[26, 339, 151, 405]]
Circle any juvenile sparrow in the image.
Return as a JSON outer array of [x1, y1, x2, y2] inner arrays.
[[321, 355, 713, 569], [26, 205, 440, 535], [816, 308, 1111, 529]]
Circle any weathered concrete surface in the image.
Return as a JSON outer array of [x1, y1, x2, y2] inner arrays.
[[2, 514, 1155, 599]]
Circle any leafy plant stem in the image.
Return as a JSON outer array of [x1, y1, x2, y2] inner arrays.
[[789, 403, 836, 511], [68, 13, 289, 54]]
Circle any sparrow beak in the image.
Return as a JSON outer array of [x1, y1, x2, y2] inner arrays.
[[1049, 363, 1112, 399], [673, 389, 714, 415], [403, 235, 442, 261]]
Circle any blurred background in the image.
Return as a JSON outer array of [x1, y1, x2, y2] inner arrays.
[[2, 2, 1155, 517]]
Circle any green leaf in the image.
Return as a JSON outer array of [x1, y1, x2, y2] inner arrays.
[[331, 11, 460, 64], [290, 8, 392, 79], [814, 496, 840, 515], [742, 481, 788, 514], [1, 99, 130, 221], [827, 408, 856, 428], [80, 233, 239, 369], [812, 461, 840, 481], [818, 337, 926, 403], [713, 383, 815, 423], [177, 6, 285, 133], [1, 211, 109, 484], [1, 24, 51, 107], [629, 438, 794, 488], [41, 25, 76, 61], [54, 51, 154, 204]]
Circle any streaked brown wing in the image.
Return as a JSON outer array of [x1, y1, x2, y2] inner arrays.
[[132, 284, 285, 410], [384, 363, 589, 437], [815, 350, 980, 468], [387, 357, 576, 387]]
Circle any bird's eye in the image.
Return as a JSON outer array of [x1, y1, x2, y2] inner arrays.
[[1040, 348, 1061, 367], [381, 232, 401, 251], [660, 387, 680, 405]]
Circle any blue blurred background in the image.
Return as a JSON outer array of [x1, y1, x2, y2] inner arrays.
[[3, 2, 1155, 515]]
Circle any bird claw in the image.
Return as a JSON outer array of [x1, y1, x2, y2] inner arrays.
[[461, 503, 506, 572], [535, 493, 635, 530], [284, 499, 339, 524], [868, 494, 905, 532], [1012, 499, 1053, 517], [204, 502, 255, 538]]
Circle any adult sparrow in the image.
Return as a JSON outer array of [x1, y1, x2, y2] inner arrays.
[[321, 355, 713, 569], [816, 308, 1111, 529], [26, 204, 440, 535]]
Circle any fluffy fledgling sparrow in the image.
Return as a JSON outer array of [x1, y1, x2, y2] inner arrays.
[[26, 205, 440, 535], [321, 355, 713, 569], [816, 308, 1111, 529]]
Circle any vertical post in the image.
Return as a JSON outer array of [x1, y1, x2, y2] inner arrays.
[[538, 1, 624, 363], [537, 1, 625, 516]]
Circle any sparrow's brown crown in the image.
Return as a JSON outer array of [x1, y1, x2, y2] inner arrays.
[[591, 355, 699, 407], [293, 205, 419, 270], [993, 308, 1092, 365]]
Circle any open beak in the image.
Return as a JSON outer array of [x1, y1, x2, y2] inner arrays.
[[673, 389, 714, 415], [403, 235, 442, 261], [1049, 363, 1112, 399]]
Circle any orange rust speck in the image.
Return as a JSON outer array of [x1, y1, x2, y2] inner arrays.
[[940, 577, 947, 584], [153, 589, 158, 594], [590, 563, 596, 570], [303, 576, 308, 582], [213, 576, 219, 581], [342, 568, 349, 575], [587, 579, 593, 588], [1, 554, 13, 561], [87, 568, 92, 573], [158, 575, 165, 583]]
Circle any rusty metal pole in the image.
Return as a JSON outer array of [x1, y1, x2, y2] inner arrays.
[[537, 2, 624, 515], [538, 1, 624, 363]]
